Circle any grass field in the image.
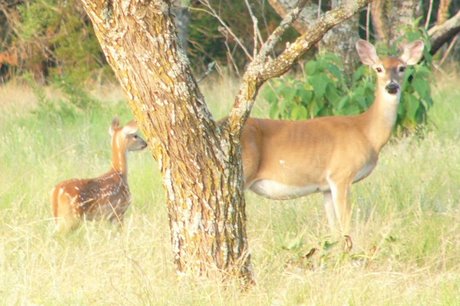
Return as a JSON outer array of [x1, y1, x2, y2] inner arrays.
[[1, 72, 460, 305]]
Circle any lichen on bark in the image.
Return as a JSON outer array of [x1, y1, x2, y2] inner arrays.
[[80, 0, 370, 284]]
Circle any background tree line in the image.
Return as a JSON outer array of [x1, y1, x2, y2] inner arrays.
[[0, 0, 459, 85], [0, 0, 459, 132]]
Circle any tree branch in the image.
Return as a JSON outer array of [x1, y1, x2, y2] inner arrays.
[[244, 0, 263, 58], [227, 0, 371, 134], [198, 0, 253, 60], [436, 0, 452, 26], [429, 10, 460, 55], [268, 0, 319, 33], [258, 0, 308, 60]]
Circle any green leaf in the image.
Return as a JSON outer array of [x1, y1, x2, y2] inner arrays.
[[420, 96, 433, 110], [337, 96, 350, 112], [326, 63, 342, 80], [309, 99, 320, 117], [280, 86, 295, 102], [325, 84, 341, 105], [263, 87, 277, 104], [309, 74, 328, 99], [404, 95, 419, 120], [412, 77, 429, 98], [298, 89, 313, 105], [415, 65, 431, 78], [292, 104, 308, 119], [269, 103, 279, 119], [352, 66, 366, 82], [305, 61, 317, 75]]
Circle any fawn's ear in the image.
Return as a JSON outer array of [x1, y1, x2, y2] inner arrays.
[[356, 39, 380, 66], [400, 40, 424, 65], [109, 117, 120, 136], [122, 120, 138, 135]]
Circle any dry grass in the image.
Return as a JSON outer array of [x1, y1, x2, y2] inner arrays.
[[0, 80, 37, 118], [1, 72, 459, 305]]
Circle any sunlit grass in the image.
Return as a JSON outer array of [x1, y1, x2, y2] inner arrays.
[[1, 72, 459, 305]]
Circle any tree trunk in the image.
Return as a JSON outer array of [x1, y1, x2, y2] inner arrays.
[[371, 0, 419, 46], [80, 0, 252, 281], [80, 0, 370, 282], [320, 0, 360, 76], [173, 0, 190, 51]]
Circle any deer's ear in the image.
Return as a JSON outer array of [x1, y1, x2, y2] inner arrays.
[[109, 117, 120, 136], [122, 120, 138, 135], [400, 40, 424, 65], [356, 39, 380, 66]]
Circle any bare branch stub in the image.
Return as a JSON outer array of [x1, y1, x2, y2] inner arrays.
[[244, 0, 262, 58], [258, 0, 309, 61]]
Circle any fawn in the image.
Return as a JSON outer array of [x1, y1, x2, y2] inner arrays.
[[51, 118, 147, 232]]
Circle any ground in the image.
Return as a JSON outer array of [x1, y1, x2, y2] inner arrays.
[[0, 71, 459, 305]]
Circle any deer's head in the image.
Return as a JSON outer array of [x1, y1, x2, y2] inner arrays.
[[356, 39, 424, 96], [109, 117, 147, 152]]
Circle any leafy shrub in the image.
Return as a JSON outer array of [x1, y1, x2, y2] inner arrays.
[[392, 27, 434, 132], [25, 74, 101, 121], [264, 34, 433, 134], [16, 0, 110, 84]]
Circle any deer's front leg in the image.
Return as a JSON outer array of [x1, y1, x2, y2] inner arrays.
[[328, 178, 352, 235], [323, 191, 338, 232]]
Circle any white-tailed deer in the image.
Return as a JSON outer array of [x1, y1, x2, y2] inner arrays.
[[241, 39, 424, 234], [51, 118, 147, 233]]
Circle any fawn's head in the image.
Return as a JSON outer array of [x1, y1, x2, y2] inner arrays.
[[356, 39, 424, 96], [109, 117, 147, 152]]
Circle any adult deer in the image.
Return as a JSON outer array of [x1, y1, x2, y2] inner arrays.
[[241, 39, 424, 234], [51, 118, 147, 233]]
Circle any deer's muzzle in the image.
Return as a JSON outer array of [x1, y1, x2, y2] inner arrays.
[[385, 82, 400, 95]]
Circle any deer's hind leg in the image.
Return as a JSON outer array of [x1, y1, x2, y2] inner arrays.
[[52, 189, 80, 234]]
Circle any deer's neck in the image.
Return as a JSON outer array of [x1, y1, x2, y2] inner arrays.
[[111, 142, 128, 177], [361, 85, 400, 152]]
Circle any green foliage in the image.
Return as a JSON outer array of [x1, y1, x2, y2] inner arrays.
[[394, 27, 434, 133], [264, 32, 434, 134], [15, 0, 108, 120], [264, 53, 374, 120], [16, 0, 110, 83], [53, 75, 99, 110], [25, 73, 101, 121]]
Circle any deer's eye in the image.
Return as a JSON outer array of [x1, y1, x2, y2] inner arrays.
[[376, 67, 383, 73], [399, 66, 406, 73]]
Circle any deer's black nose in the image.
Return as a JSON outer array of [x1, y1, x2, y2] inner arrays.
[[385, 82, 400, 95]]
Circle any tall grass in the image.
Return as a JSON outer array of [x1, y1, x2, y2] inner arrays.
[[1, 73, 459, 305]]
